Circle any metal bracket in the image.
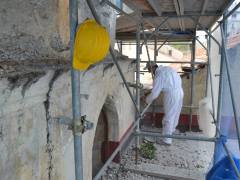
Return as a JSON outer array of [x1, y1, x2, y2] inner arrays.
[[140, 47, 142, 54], [81, 115, 94, 133], [54, 115, 94, 134]]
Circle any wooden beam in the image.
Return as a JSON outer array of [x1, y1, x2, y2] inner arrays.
[[173, 0, 185, 31], [123, 0, 138, 12], [178, 0, 185, 31], [122, 0, 156, 29], [142, 11, 222, 18], [146, 0, 172, 30], [195, 0, 209, 29], [146, 0, 162, 16]]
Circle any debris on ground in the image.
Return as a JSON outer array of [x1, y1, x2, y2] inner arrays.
[[103, 129, 214, 180]]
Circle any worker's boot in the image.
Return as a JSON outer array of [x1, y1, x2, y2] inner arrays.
[[156, 137, 171, 146]]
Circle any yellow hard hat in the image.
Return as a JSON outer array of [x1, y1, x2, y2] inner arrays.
[[73, 19, 110, 70]]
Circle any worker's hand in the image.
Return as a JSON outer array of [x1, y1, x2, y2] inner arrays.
[[144, 89, 152, 96]]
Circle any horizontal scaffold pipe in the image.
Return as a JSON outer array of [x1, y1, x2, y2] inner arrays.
[[140, 60, 207, 64], [139, 71, 192, 74], [136, 131, 217, 142]]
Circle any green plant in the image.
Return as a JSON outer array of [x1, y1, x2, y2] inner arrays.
[[139, 142, 156, 159]]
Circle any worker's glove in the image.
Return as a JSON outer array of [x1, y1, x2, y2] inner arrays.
[[140, 95, 148, 106]]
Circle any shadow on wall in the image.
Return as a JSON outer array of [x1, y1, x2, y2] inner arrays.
[[92, 96, 119, 177]]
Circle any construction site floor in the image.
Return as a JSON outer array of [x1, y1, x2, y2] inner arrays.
[[102, 128, 214, 180]]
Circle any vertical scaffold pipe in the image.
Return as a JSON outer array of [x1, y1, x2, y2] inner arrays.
[[69, 0, 83, 180], [154, 37, 157, 63], [135, 22, 141, 164], [189, 34, 196, 131], [205, 36, 210, 97]]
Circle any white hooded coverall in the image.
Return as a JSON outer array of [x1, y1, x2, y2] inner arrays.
[[146, 66, 184, 144]]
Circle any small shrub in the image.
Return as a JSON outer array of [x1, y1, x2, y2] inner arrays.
[[139, 142, 156, 159]]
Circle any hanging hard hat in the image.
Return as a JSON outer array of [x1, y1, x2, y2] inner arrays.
[[73, 19, 110, 70]]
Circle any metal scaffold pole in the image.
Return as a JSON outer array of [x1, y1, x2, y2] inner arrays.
[[189, 34, 196, 131], [213, 35, 224, 163], [215, 18, 226, 144], [120, 41, 123, 54], [136, 131, 216, 142], [215, 43, 224, 138], [135, 22, 141, 164], [156, 36, 172, 53], [154, 36, 157, 63], [140, 60, 206, 64], [203, 33, 216, 120], [69, 0, 83, 179], [205, 35, 210, 97], [141, 23, 154, 79]]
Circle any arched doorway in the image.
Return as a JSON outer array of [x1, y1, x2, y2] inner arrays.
[[92, 109, 108, 177], [92, 96, 120, 177]]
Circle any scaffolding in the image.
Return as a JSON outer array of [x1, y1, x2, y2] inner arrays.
[[69, 0, 240, 179]]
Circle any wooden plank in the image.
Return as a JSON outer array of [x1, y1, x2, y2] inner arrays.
[[196, 0, 209, 29], [173, 0, 185, 31], [146, 0, 162, 16], [122, 0, 156, 29]]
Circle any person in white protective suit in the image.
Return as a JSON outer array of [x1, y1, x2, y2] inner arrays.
[[144, 62, 184, 145]]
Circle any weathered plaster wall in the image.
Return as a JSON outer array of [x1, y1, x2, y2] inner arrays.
[[0, 0, 70, 61], [0, 0, 129, 180], [181, 67, 207, 114], [0, 0, 116, 61], [0, 57, 135, 180]]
